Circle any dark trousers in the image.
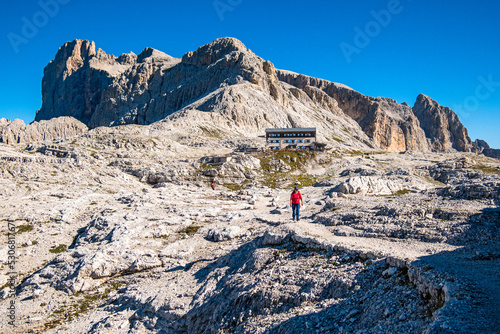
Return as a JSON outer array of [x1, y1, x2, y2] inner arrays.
[[292, 203, 300, 220]]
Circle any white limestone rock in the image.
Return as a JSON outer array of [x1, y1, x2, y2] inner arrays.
[[206, 226, 243, 242]]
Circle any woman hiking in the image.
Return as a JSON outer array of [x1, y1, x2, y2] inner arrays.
[[290, 186, 303, 221]]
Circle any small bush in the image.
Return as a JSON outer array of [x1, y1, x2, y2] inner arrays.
[[17, 225, 33, 234], [291, 174, 319, 188], [50, 244, 67, 254], [393, 189, 410, 196], [178, 225, 201, 235]]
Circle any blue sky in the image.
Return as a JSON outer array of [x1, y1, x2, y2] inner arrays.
[[1, 0, 499, 148]]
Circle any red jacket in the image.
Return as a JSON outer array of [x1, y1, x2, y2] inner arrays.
[[290, 191, 302, 204]]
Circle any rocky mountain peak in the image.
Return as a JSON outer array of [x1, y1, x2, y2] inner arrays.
[[414, 94, 436, 109], [59, 39, 96, 58], [116, 51, 137, 65], [28, 38, 496, 156], [52, 39, 96, 79], [36, 39, 118, 124], [412, 93, 473, 152], [474, 139, 500, 159], [181, 37, 250, 66], [137, 47, 174, 63]]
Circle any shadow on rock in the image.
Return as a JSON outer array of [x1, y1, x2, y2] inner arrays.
[[160, 237, 434, 334]]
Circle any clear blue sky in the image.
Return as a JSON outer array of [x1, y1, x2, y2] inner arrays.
[[1, 0, 499, 148]]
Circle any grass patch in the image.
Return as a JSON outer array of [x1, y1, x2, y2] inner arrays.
[[260, 172, 329, 189], [199, 162, 218, 171], [17, 224, 33, 234], [256, 151, 319, 189], [422, 176, 446, 187], [178, 225, 202, 236], [224, 180, 251, 191], [331, 136, 344, 143], [393, 189, 410, 196], [258, 151, 316, 172], [291, 174, 321, 188], [44, 319, 62, 330], [472, 165, 500, 174], [199, 126, 225, 139], [346, 150, 364, 156], [224, 183, 244, 191], [78, 295, 102, 313], [50, 244, 67, 254], [274, 248, 288, 257], [260, 172, 289, 189], [46, 281, 124, 328]]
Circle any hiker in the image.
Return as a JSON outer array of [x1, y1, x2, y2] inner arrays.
[[211, 179, 216, 190], [290, 186, 303, 221]]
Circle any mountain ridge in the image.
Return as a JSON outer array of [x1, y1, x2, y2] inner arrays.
[[11, 37, 496, 155]]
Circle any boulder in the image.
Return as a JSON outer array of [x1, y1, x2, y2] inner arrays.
[[206, 226, 243, 242]]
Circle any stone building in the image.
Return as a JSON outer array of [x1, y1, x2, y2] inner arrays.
[[265, 128, 325, 151]]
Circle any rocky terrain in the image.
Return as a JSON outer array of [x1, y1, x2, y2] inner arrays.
[[0, 126, 498, 333], [0, 37, 499, 333]]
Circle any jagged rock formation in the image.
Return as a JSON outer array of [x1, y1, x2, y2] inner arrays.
[[34, 37, 490, 154], [412, 94, 473, 152], [0, 117, 88, 144], [475, 139, 500, 159], [35, 38, 371, 150], [36, 40, 134, 125], [276, 71, 430, 152]]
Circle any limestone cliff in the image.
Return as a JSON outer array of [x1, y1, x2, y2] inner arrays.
[[0, 117, 88, 144], [35, 38, 372, 148], [474, 139, 500, 159], [276, 70, 429, 152], [412, 94, 473, 152], [33, 37, 486, 153]]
